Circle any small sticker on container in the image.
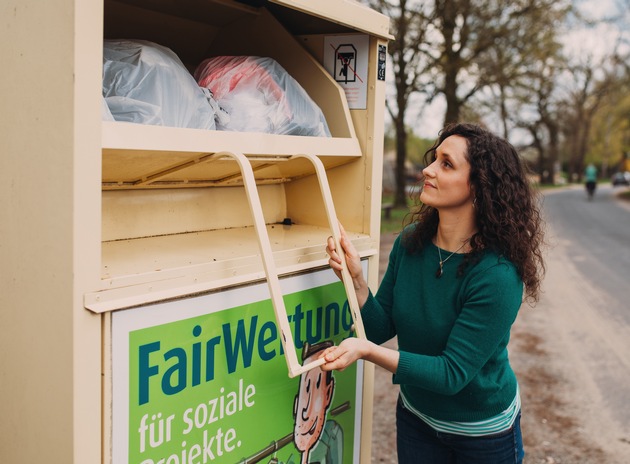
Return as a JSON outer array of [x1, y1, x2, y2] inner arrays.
[[377, 44, 386, 81], [324, 35, 369, 109]]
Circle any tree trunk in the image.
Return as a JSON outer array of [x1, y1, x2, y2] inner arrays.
[[545, 124, 559, 184], [530, 128, 546, 183], [499, 84, 509, 139], [443, 83, 461, 126], [394, 115, 408, 207]]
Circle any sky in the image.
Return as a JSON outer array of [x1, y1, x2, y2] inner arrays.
[[562, 0, 629, 60]]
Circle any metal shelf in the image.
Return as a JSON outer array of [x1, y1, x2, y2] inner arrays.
[[102, 121, 362, 189]]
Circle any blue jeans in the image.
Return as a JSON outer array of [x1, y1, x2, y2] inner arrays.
[[396, 398, 524, 463]]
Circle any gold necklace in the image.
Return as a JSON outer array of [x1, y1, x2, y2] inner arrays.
[[435, 238, 469, 278]]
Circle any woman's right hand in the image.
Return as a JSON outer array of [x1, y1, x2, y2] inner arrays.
[[325, 223, 369, 307]]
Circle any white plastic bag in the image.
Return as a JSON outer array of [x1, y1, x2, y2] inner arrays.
[[194, 56, 331, 137], [101, 96, 115, 121], [102, 40, 218, 130]]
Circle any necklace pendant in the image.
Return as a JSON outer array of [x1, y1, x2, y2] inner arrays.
[[436, 265, 443, 278]]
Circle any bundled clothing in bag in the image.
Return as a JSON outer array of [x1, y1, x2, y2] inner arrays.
[[102, 40, 220, 130], [194, 56, 331, 136]]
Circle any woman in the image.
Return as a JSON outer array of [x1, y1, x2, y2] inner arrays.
[[323, 123, 545, 463]]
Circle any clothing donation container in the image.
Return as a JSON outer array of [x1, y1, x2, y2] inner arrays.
[[0, 1, 390, 463]]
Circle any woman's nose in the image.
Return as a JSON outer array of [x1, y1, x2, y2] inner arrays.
[[423, 164, 435, 178]]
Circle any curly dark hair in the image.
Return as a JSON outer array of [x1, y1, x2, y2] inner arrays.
[[403, 123, 546, 303]]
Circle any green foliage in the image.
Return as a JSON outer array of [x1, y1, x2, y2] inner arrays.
[[380, 194, 415, 233], [380, 206, 409, 234], [588, 93, 630, 170]]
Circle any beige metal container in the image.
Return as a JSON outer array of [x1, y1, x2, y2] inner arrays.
[[1, 1, 390, 462]]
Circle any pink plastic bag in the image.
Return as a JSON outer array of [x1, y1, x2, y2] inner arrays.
[[195, 56, 330, 136]]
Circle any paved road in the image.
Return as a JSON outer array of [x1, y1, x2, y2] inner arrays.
[[539, 185, 630, 433], [543, 184, 630, 319]]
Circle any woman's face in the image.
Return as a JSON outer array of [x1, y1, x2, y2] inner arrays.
[[420, 135, 474, 210]]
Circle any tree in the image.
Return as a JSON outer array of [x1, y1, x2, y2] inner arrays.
[[422, 0, 570, 125], [475, 2, 567, 140], [365, 0, 569, 204], [508, 51, 566, 184], [562, 60, 614, 180], [366, 0, 431, 207], [501, 0, 630, 183]]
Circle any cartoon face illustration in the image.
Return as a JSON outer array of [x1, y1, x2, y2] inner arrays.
[[293, 342, 335, 462]]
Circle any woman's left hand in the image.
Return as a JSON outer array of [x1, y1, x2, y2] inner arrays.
[[321, 337, 400, 374], [321, 338, 370, 372]]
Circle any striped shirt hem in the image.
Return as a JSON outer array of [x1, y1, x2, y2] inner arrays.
[[400, 385, 521, 437]]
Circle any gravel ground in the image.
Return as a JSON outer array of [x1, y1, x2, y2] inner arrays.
[[368, 230, 629, 463]]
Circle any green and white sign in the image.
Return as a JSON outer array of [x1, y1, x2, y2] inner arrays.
[[113, 268, 365, 464]]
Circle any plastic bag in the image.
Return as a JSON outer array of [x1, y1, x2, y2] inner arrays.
[[194, 56, 331, 137], [102, 40, 218, 130], [101, 96, 115, 121]]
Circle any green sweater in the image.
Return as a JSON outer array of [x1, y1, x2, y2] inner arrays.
[[362, 231, 523, 422]]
